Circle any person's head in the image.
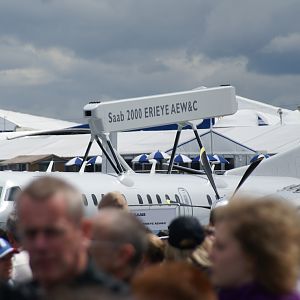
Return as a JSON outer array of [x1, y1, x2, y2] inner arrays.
[[210, 197, 300, 294], [132, 262, 216, 300], [98, 192, 128, 211], [16, 176, 92, 288], [141, 234, 165, 269], [0, 238, 16, 282], [90, 209, 148, 282], [165, 216, 205, 263], [6, 212, 20, 248]]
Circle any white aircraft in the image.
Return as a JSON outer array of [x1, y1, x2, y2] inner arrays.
[[0, 86, 299, 232]]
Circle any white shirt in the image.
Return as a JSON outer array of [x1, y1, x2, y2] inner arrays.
[[12, 250, 32, 284]]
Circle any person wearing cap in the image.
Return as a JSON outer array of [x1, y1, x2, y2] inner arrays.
[[165, 216, 212, 273], [0, 238, 17, 283]]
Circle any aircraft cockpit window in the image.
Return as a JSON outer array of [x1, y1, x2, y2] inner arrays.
[[137, 194, 143, 204], [175, 194, 181, 203], [146, 194, 153, 204], [91, 194, 98, 206], [156, 194, 162, 204], [82, 194, 88, 206], [5, 186, 21, 202]]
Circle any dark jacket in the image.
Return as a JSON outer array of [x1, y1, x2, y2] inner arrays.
[[219, 282, 300, 300], [17, 260, 129, 300]]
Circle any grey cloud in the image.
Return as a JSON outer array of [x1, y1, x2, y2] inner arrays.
[[195, 0, 300, 74], [0, 0, 211, 58], [0, 0, 300, 122], [262, 33, 300, 53]]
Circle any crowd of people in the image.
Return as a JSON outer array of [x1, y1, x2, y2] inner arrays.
[[0, 175, 300, 299]]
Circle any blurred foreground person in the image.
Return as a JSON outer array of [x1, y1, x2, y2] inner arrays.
[[6, 212, 32, 284], [0, 238, 16, 283], [165, 216, 211, 272], [90, 209, 148, 283], [98, 191, 128, 211], [211, 198, 300, 300], [44, 285, 133, 300], [16, 176, 128, 299], [132, 262, 216, 300]]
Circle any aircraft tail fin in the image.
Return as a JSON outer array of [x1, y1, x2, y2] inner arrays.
[[226, 143, 300, 179]]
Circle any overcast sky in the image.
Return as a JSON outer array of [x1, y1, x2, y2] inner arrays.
[[0, 0, 300, 122]]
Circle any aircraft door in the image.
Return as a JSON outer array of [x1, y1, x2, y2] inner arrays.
[[178, 188, 193, 216]]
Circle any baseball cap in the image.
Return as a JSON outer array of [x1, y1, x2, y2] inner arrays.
[[168, 216, 205, 250], [0, 238, 17, 259]]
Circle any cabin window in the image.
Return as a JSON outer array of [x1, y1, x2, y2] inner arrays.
[[156, 194, 162, 204], [91, 194, 98, 206], [175, 194, 181, 203], [5, 187, 21, 202], [137, 194, 143, 204], [82, 194, 88, 206], [146, 194, 153, 204]]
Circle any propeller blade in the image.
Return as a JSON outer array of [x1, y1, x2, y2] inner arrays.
[[199, 147, 220, 200], [232, 156, 265, 198], [163, 163, 206, 175], [7, 128, 90, 140], [189, 124, 220, 201]]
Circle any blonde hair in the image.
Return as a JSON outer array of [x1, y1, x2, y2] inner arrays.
[[215, 197, 300, 294], [165, 239, 212, 270], [98, 192, 128, 211], [165, 243, 194, 262], [190, 238, 212, 269]]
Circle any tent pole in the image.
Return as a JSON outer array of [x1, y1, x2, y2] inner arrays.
[[210, 118, 213, 154], [94, 136, 121, 174]]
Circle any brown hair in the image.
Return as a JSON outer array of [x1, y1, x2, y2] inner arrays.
[[215, 197, 300, 294], [132, 262, 216, 300], [92, 210, 148, 268], [98, 192, 128, 210], [144, 234, 165, 264]]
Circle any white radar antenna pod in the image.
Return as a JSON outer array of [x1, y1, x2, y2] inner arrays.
[[84, 86, 237, 135]]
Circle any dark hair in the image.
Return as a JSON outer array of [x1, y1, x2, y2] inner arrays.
[[6, 212, 20, 243], [145, 234, 165, 264], [0, 228, 8, 241], [93, 210, 148, 268]]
